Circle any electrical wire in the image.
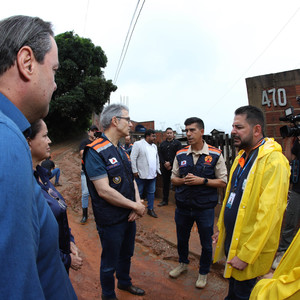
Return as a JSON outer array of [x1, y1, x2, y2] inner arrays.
[[113, 0, 146, 84], [114, 0, 141, 82], [205, 5, 300, 115]]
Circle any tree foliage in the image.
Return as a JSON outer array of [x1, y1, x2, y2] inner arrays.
[[45, 31, 117, 140]]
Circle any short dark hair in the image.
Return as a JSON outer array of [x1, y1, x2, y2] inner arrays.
[[0, 15, 54, 75], [144, 129, 155, 138], [165, 127, 173, 132], [29, 119, 43, 140], [235, 105, 265, 136], [89, 124, 99, 131], [184, 117, 204, 130]]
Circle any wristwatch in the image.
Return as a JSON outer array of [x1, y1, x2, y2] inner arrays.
[[203, 178, 208, 185]]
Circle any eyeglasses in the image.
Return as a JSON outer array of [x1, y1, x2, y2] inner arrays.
[[116, 116, 132, 124]]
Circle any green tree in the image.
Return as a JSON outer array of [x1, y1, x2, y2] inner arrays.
[[46, 31, 117, 140]]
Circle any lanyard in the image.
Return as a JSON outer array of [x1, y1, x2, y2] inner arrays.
[[233, 152, 256, 191], [233, 139, 265, 191]]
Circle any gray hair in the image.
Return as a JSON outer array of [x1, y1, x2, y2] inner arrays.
[[100, 104, 129, 130], [0, 15, 54, 75]]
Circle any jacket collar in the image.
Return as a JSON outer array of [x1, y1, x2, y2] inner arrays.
[[187, 140, 209, 156], [0, 92, 31, 136], [237, 138, 281, 160]]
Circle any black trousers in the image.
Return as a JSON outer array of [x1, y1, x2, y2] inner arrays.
[[161, 167, 172, 203]]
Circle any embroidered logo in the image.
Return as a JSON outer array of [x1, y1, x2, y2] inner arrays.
[[109, 157, 118, 164], [112, 176, 121, 184], [204, 155, 212, 165], [180, 160, 187, 166]]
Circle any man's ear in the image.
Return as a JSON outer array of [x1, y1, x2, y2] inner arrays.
[[112, 116, 119, 127], [253, 124, 262, 137], [27, 137, 32, 149], [16, 46, 35, 81]]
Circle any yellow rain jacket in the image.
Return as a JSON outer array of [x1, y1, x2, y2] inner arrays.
[[250, 229, 300, 300], [213, 138, 290, 281]]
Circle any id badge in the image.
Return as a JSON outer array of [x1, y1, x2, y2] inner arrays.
[[226, 192, 236, 209], [242, 179, 247, 190]]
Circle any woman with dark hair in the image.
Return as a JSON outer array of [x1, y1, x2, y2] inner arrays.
[[27, 119, 82, 273]]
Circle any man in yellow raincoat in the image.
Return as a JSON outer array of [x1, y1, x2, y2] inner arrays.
[[213, 105, 290, 299], [250, 228, 300, 299]]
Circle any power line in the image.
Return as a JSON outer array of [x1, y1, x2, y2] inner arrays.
[[113, 0, 146, 84], [114, 0, 145, 83], [205, 5, 300, 115], [114, 0, 141, 81]]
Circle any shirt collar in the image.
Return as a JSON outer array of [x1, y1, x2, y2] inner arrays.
[[0, 93, 31, 136], [187, 140, 209, 156]]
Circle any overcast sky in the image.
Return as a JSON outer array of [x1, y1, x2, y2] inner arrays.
[[2, 1, 300, 134]]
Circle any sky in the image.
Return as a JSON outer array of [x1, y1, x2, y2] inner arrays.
[[2, 1, 300, 134]]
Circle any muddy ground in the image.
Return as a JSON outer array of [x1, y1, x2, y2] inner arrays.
[[50, 138, 228, 299]]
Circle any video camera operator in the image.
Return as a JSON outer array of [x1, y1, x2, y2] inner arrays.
[[272, 134, 300, 269]]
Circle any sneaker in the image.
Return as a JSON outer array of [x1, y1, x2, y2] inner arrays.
[[169, 263, 188, 278], [272, 251, 285, 270], [195, 274, 207, 289]]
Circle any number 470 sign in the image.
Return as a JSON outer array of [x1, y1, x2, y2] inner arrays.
[[262, 88, 287, 107]]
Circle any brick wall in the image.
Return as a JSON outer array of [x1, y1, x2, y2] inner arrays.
[[246, 69, 300, 151]]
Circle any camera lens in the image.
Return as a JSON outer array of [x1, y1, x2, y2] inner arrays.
[[280, 126, 300, 138]]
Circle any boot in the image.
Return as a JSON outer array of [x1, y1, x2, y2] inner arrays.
[[80, 208, 88, 224], [147, 209, 158, 218]]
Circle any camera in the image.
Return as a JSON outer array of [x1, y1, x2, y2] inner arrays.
[[279, 97, 300, 138]]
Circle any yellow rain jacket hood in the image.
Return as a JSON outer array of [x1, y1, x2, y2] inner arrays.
[[213, 138, 290, 281]]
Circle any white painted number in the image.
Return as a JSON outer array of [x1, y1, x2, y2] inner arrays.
[[261, 88, 286, 107], [277, 88, 287, 106], [262, 90, 271, 107]]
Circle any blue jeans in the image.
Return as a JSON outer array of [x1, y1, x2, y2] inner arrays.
[[97, 220, 136, 298], [49, 168, 60, 185], [175, 207, 214, 275], [225, 277, 257, 300], [135, 177, 156, 210], [278, 190, 300, 251], [81, 171, 89, 208]]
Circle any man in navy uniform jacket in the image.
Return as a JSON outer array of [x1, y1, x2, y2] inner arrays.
[[84, 104, 146, 300], [169, 117, 227, 290]]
